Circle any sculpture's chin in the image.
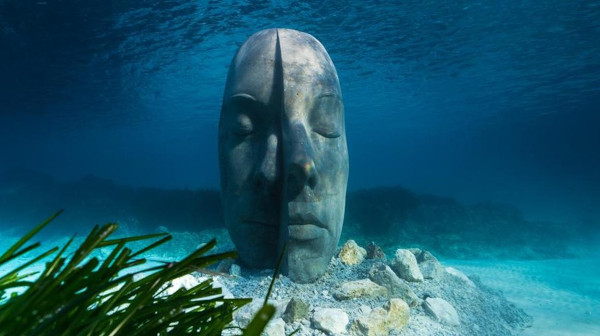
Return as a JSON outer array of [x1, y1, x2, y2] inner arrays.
[[285, 237, 335, 283], [229, 224, 279, 268]]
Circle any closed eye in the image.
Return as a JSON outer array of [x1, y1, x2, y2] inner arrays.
[[313, 127, 341, 138], [227, 93, 263, 137], [310, 95, 343, 139]]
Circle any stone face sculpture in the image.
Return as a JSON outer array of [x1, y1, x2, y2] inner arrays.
[[218, 28, 349, 283]]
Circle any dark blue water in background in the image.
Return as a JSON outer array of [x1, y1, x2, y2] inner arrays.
[[0, 0, 599, 227]]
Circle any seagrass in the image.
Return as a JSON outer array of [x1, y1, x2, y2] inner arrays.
[[0, 210, 276, 336]]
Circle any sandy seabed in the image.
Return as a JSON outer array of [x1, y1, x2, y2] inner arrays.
[[446, 258, 600, 336], [2, 229, 599, 335]]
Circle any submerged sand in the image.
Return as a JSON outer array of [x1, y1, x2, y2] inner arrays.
[[446, 258, 600, 336], [1, 228, 599, 335]]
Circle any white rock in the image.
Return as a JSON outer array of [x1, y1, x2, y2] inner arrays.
[[234, 300, 263, 327], [391, 249, 424, 282], [420, 260, 444, 279], [230, 264, 242, 277], [350, 299, 410, 336], [446, 267, 476, 288], [333, 279, 388, 300], [423, 297, 460, 326], [235, 299, 287, 328], [410, 249, 445, 279], [164, 274, 199, 296], [262, 317, 285, 336], [368, 263, 420, 307], [339, 240, 367, 265], [158, 274, 233, 319], [312, 308, 349, 335], [162, 274, 232, 299]]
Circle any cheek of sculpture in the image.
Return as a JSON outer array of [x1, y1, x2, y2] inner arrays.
[[283, 95, 348, 283], [308, 98, 348, 226], [312, 135, 348, 240], [220, 108, 281, 268], [284, 136, 348, 282]]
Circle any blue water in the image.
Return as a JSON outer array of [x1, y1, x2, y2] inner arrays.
[[1, 0, 598, 225]]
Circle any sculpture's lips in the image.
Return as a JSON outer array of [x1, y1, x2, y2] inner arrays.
[[288, 224, 326, 240], [287, 212, 327, 241], [288, 212, 325, 228]]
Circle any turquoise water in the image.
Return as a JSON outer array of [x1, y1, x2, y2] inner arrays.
[[1, 1, 599, 334], [1, 0, 598, 224]]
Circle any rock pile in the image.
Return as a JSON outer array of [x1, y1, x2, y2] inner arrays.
[[339, 240, 367, 265], [423, 297, 460, 326], [366, 241, 386, 260], [313, 308, 349, 334], [208, 240, 531, 335], [349, 299, 410, 336], [391, 249, 424, 282]]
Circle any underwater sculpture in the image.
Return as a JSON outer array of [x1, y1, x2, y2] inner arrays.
[[218, 28, 349, 283]]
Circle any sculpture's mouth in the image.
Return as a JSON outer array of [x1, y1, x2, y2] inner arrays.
[[288, 212, 325, 228], [287, 212, 328, 241]]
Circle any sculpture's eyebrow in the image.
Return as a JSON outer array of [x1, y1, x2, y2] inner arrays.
[[228, 93, 266, 110], [229, 93, 257, 101], [227, 93, 268, 109]]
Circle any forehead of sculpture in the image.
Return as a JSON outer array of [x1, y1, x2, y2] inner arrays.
[[224, 28, 342, 107], [224, 29, 279, 105], [278, 29, 341, 97]]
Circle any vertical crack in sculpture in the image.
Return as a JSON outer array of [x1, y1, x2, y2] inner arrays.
[[274, 30, 290, 275]]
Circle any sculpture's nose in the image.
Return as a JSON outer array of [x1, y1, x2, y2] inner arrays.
[[254, 133, 280, 192], [286, 123, 318, 198]]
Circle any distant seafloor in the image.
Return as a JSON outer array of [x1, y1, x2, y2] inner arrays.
[[2, 169, 598, 259]]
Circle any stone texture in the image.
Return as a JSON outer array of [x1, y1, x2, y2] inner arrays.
[[357, 305, 372, 316], [230, 263, 242, 277], [215, 259, 234, 274], [263, 317, 285, 336], [339, 240, 367, 265], [333, 279, 388, 300], [282, 297, 310, 323], [234, 299, 287, 328], [161, 275, 233, 299], [423, 297, 460, 326], [349, 299, 410, 336], [446, 267, 476, 288], [366, 241, 386, 260], [219, 28, 349, 283], [368, 263, 420, 307], [391, 249, 424, 282], [410, 248, 445, 279], [216, 259, 242, 277], [234, 301, 261, 328], [163, 274, 199, 296], [312, 308, 349, 335]]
